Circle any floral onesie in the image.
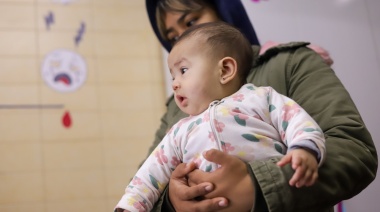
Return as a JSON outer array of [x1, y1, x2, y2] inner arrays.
[[115, 83, 326, 211]]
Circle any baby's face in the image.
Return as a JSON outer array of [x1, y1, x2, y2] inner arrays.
[[168, 37, 222, 115]]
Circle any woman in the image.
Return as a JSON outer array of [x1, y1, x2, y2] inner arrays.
[[142, 0, 377, 211]]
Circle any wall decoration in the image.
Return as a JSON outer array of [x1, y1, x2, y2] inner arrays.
[[74, 21, 86, 46], [41, 49, 87, 93], [62, 110, 72, 128], [44, 11, 54, 30]]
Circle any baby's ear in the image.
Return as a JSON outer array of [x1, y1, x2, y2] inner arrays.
[[218, 57, 237, 84]]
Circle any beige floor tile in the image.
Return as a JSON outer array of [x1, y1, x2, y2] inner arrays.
[[107, 198, 121, 212], [99, 112, 131, 140], [0, 172, 44, 204], [0, 4, 35, 29], [0, 143, 42, 172], [92, 0, 145, 6], [98, 83, 155, 111], [94, 31, 160, 58], [143, 31, 163, 58], [0, 204, 45, 212], [40, 84, 99, 110], [103, 140, 151, 169], [83, 57, 96, 83], [149, 81, 167, 108], [0, 85, 38, 105], [45, 169, 105, 201], [0, 0, 34, 3], [0, 110, 41, 143], [100, 110, 159, 140], [37, 0, 91, 4], [105, 168, 139, 199], [43, 140, 103, 171], [96, 58, 156, 84], [46, 199, 107, 212], [0, 58, 39, 84], [149, 57, 166, 84], [92, 0, 142, 7], [92, 5, 149, 32], [0, 31, 36, 56], [41, 110, 101, 142]]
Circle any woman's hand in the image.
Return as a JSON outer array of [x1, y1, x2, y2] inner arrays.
[[169, 161, 228, 212], [169, 149, 255, 212], [189, 149, 255, 211]]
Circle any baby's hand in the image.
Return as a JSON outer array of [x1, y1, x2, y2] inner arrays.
[[277, 148, 318, 188]]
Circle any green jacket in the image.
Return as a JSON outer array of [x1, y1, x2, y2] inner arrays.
[[148, 42, 377, 212]]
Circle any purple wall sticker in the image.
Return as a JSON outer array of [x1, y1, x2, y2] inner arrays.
[[74, 21, 86, 46], [44, 11, 54, 30]]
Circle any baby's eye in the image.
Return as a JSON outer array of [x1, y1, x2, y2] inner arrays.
[[180, 67, 188, 74]]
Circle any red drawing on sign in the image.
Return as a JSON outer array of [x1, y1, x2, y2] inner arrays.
[[62, 111, 72, 128]]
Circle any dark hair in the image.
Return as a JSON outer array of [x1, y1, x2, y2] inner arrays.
[[155, 0, 217, 43], [146, 0, 260, 52], [175, 22, 253, 84]]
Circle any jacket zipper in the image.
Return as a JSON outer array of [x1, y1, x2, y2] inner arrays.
[[209, 100, 223, 152]]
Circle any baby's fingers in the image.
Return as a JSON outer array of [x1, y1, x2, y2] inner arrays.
[[304, 170, 318, 187], [289, 165, 305, 186], [294, 167, 318, 187], [277, 154, 292, 167]]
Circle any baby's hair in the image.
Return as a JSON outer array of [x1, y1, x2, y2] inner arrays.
[[175, 22, 253, 84]]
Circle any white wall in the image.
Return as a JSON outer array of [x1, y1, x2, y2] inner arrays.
[[242, 0, 380, 211]]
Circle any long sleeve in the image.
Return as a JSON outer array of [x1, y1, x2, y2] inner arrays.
[[264, 86, 325, 164], [116, 128, 181, 211], [141, 95, 187, 212]]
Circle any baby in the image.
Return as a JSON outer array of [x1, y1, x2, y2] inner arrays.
[[115, 22, 325, 212]]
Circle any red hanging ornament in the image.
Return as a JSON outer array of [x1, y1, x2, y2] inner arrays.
[[62, 111, 72, 128]]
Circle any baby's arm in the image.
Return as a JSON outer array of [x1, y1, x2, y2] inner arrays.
[[277, 148, 318, 188], [114, 130, 181, 211], [265, 86, 325, 188]]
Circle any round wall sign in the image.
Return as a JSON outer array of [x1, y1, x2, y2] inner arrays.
[[41, 49, 87, 93]]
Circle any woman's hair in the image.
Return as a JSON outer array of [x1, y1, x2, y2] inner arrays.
[[155, 0, 217, 42], [147, 0, 260, 52], [175, 22, 253, 85]]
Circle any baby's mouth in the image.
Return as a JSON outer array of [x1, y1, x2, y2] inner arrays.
[[176, 95, 187, 106]]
